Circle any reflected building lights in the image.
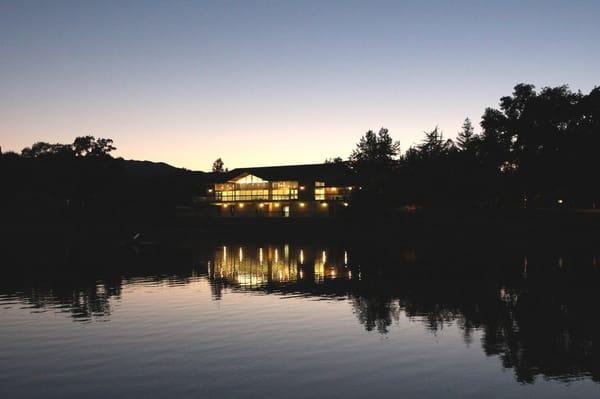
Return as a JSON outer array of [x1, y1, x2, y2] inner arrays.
[[211, 244, 352, 287], [314, 260, 324, 283]]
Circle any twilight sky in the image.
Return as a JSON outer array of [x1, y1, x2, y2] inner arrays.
[[1, 0, 599, 171]]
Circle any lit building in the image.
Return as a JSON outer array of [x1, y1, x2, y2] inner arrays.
[[201, 163, 355, 217]]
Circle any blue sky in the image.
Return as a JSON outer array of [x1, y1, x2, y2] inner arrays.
[[1, 0, 599, 170]]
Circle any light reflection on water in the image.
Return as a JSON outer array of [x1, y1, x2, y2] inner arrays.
[[211, 245, 353, 288], [1, 241, 600, 398]]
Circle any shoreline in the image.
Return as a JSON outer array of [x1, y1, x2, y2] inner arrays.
[[4, 208, 600, 246]]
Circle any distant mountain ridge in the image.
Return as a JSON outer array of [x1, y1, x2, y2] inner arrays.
[[120, 159, 205, 177]]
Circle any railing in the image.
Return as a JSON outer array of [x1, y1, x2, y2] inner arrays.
[[323, 193, 352, 201], [211, 192, 299, 202], [203, 184, 353, 203], [218, 194, 271, 201]]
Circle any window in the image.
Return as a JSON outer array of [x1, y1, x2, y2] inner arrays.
[[315, 181, 325, 200], [232, 174, 267, 184], [271, 181, 299, 200], [214, 179, 299, 201]]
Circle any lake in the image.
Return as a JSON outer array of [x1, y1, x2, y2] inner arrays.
[[1, 238, 599, 398]]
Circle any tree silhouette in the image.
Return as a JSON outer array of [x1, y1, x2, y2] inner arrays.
[[212, 158, 225, 173], [349, 128, 400, 167], [416, 126, 455, 159], [73, 136, 116, 157], [456, 118, 475, 151], [347, 128, 400, 206]]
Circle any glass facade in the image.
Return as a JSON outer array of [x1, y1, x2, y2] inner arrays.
[[211, 174, 352, 203], [271, 181, 298, 200], [214, 175, 298, 202]]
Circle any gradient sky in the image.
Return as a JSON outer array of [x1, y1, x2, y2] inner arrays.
[[1, 1, 599, 170]]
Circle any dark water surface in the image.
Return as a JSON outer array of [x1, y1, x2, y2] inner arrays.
[[1, 238, 599, 398]]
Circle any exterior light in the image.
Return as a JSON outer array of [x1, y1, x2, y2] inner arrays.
[[222, 204, 228, 208], [558, 199, 563, 204], [274, 203, 280, 207], [208, 188, 214, 193], [343, 202, 349, 207], [348, 186, 353, 191], [239, 203, 244, 208], [300, 186, 305, 190], [299, 202, 305, 207], [321, 202, 328, 207], [259, 203, 264, 208]]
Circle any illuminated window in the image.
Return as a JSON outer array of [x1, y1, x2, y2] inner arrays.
[[215, 174, 270, 201], [232, 174, 267, 184], [271, 181, 299, 200], [315, 181, 325, 200]]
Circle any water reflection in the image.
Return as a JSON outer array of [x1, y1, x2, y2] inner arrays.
[[209, 244, 352, 293], [0, 279, 119, 321], [208, 243, 600, 383], [2, 242, 600, 385], [0, 249, 199, 322]]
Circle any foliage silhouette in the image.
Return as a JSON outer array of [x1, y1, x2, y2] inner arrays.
[[212, 158, 226, 173], [1, 135, 205, 227], [339, 83, 600, 209]]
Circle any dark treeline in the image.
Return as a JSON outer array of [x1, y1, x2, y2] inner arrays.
[[0, 135, 204, 227], [3, 82, 600, 230], [347, 83, 600, 209]]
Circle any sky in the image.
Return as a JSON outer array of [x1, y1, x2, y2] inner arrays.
[[1, 0, 599, 171]]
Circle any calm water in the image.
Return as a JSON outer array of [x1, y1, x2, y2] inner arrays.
[[1, 239, 599, 398]]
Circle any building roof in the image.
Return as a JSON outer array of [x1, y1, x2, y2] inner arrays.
[[213, 163, 355, 185]]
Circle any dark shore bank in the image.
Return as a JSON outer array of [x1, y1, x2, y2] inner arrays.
[[4, 208, 600, 268]]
